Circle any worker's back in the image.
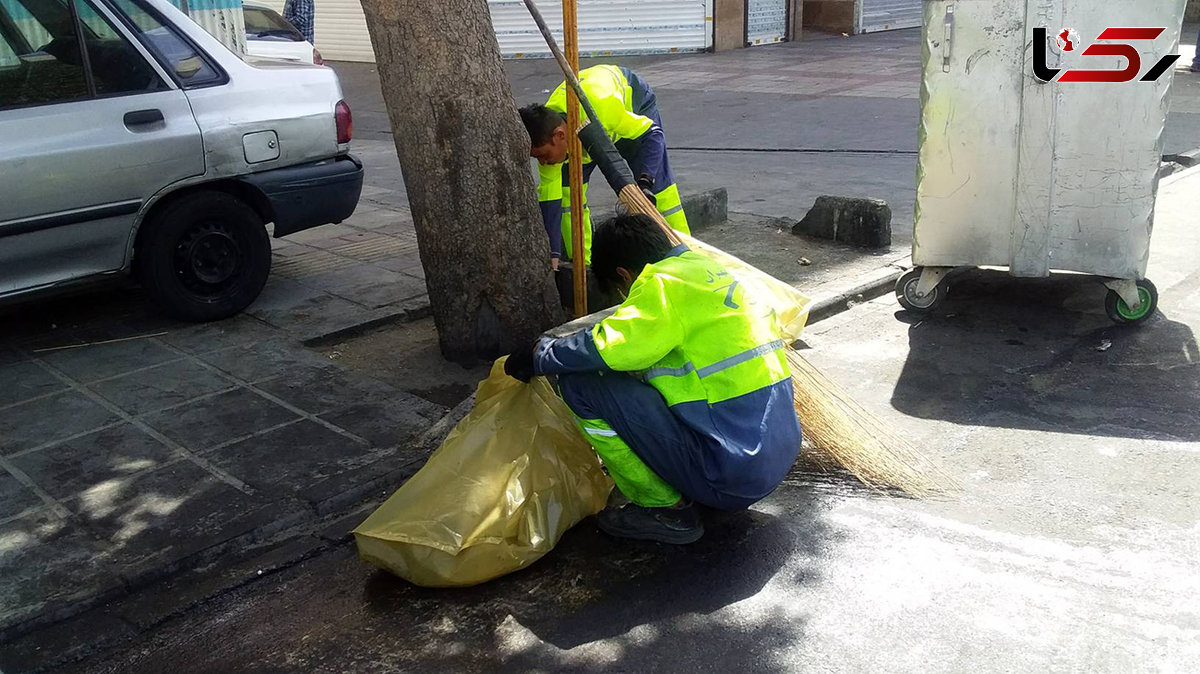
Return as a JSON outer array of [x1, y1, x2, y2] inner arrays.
[[545, 65, 652, 146], [592, 248, 802, 499]]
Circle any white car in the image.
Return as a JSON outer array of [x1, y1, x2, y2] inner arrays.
[[243, 1, 323, 65], [0, 0, 360, 321]]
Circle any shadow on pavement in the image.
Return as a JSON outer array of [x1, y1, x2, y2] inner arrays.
[[359, 490, 829, 672], [891, 269, 1200, 441]]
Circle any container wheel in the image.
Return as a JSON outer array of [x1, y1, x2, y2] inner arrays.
[[1105, 279, 1158, 325], [896, 267, 945, 313]]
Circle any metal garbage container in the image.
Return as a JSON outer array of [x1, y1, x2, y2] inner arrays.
[[898, 0, 1188, 324]]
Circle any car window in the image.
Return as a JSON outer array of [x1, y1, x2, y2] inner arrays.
[[0, 0, 89, 107], [0, 30, 17, 67], [75, 0, 165, 95], [108, 0, 221, 87], [243, 5, 300, 41]]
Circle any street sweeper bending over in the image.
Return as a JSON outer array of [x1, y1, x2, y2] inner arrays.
[[519, 64, 690, 268], [504, 214, 802, 544]]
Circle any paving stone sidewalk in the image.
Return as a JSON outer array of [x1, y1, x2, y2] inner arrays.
[[0, 310, 446, 640], [257, 182, 428, 344]]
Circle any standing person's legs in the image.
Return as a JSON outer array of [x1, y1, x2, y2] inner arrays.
[[1193, 26, 1200, 71], [621, 104, 690, 235], [559, 163, 597, 265]]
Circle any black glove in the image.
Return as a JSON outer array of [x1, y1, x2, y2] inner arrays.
[[504, 342, 537, 383], [637, 174, 657, 206]]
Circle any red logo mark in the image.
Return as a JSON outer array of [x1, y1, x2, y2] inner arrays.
[[1056, 29, 1077, 52], [1034, 27, 1180, 84]]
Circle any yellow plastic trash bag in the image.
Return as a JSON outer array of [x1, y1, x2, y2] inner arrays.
[[683, 232, 812, 341], [353, 358, 613, 587]]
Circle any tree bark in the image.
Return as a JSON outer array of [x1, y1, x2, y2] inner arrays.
[[359, 0, 563, 363]]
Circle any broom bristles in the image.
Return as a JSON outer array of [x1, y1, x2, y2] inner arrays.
[[787, 347, 958, 497], [618, 185, 684, 246], [621, 182, 953, 497]]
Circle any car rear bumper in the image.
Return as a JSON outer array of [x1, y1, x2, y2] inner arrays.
[[241, 154, 364, 237]]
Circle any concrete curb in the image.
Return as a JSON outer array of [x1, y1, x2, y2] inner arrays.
[[589, 187, 730, 231], [1163, 148, 1200, 168], [806, 262, 908, 325], [300, 301, 432, 347], [1161, 160, 1200, 186]]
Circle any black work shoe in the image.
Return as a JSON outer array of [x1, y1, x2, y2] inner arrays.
[[595, 503, 704, 544]]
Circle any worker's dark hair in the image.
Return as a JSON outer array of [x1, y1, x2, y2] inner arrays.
[[591, 214, 676, 292], [519, 103, 567, 146]]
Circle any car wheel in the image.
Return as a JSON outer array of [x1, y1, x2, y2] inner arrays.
[[136, 191, 271, 322]]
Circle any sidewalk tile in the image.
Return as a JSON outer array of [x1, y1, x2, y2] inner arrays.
[[9, 423, 177, 504], [154, 315, 280, 355], [278, 224, 359, 245], [343, 208, 412, 230], [307, 266, 427, 309], [0, 392, 122, 456], [270, 249, 359, 279], [253, 362, 394, 416], [327, 235, 418, 263], [0, 361, 68, 408], [140, 387, 299, 452], [90, 359, 234, 416], [197, 338, 335, 384], [205, 420, 378, 501], [0, 472, 42, 520], [0, 510, 120, 632], [247, 276, 326, 311], [38, 339, 180, 384], [318, 395, 447, 450], [69, 460, 294, 583], [376, 257, 425, 276], [246, 288, 376, 339]]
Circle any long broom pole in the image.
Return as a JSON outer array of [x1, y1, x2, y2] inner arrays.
[[519, 0, 682, 249], [561, 0, 587, 317]]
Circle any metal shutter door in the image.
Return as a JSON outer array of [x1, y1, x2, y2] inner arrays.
[[488, 0, 709, 58], [314, 0, 374, 62], [313, 0, 709, 63], [746, 0, 786, 45], [859, 0, 922, 33]]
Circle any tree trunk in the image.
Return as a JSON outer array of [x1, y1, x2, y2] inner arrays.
[[359, 0, 562, 363]]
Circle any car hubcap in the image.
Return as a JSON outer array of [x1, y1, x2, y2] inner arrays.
[[176, 223, 243, 295]]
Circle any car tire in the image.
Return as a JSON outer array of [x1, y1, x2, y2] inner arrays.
[[135, 191, 271, 322]]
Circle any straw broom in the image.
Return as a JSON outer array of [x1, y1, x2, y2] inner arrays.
[[520, 0, 956, 497]]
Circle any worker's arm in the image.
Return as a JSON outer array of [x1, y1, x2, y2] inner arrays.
[[591, 93, 663, 185], [630, 124, 665, 187], [535, 273, 683, 374], [537, 161, 565, 262]]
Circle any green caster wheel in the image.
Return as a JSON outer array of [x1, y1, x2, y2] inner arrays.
[[1105, 279, 1158, 325]]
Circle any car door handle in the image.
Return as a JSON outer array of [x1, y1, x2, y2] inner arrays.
[[124, 109, 164, 128]]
